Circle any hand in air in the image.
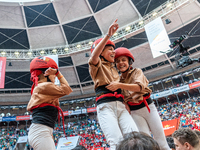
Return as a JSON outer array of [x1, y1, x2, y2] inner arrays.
[[108, 19, 119, 36], [106, 81, 120, 92], [44, 67, 57, 76]]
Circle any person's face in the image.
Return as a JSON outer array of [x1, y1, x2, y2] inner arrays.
[[174, 138, 190, 150], [101, 46, 115, 63], [49, 75, 56, 83], [115, 56, 129, 73]]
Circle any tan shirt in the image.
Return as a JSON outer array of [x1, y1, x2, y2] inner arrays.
[[89, 57, 119, 89], [27, 82, 72, 111], [120, 68, 152, 103]]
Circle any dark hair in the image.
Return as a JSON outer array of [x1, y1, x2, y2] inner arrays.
[[193, 130, 200, 139], [166, 137, 175, 149], [128, 57, 134, 65], [116, 131, 160, 150], [172, 128, 199, 148], [71, 145, 87, 150], [38, 68, 52, 82]]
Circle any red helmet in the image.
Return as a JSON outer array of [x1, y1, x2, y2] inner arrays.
[[30, 56, 58, 95], [91, 38, 115, 53], [30, 56, 58, 73], [115, 47, 134, 62]]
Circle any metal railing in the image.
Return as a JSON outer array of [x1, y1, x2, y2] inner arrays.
[[0, 0, 191, 59]]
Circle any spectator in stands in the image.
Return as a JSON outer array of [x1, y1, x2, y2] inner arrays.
[[116, 131, 160, 150], [172, 128, 199, 150], [72, 145, 87, 150], [27, 56, 72, 150]]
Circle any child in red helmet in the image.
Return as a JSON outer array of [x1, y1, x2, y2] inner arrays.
[[106, 47, 170, 150], [89, 20, 138, 150], [27, 56, 72, 150]]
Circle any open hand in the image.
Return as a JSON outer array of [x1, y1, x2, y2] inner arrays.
[[44, 67, 57, 76], [106, 81, 120, 91], [108, 19, 119, 36]]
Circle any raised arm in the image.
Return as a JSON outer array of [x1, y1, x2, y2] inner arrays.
[[44, 67, 72, 95], [90, 19, 119, 65]]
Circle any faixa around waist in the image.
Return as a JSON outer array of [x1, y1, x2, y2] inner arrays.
[[95, 85, 122, 97]]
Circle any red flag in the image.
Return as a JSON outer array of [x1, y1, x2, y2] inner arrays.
[[0, 57, 6, 88]]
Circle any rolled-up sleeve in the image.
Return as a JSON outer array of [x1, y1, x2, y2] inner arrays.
[[133, 68, 149, 92], [88, 57, 101, 79]]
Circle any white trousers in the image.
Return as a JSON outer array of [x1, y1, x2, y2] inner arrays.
[[97, 101, 138, 150], [28, 123, 56, 150], [131, 103, 171, 150]]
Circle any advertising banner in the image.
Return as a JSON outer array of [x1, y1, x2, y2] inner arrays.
[[69, 109, 82, 115], [16, 115, 30, 121], [17, 136, 28, 144], [2, 116, 16, 122], [82, 109, 87, 114], [87, 107, 97, 113], [154, 90, 173, 99], [189, 81, 200, 89], [57, 136, 80, 150], [172, 85, 189, 94], [162, 118, 179, 136], [0, 57, 6, 88], [63, 111, 69, 116], [145, 17, 171, 58], [150, 94, 154, 99]]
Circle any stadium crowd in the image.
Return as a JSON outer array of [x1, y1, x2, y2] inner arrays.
[[0, 96, 200, 150]]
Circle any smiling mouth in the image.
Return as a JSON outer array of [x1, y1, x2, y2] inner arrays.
[[110, 55, 115, 58], [119, 65, 126, 69]]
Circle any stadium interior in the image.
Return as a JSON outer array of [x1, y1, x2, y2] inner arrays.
[[0, 0, 200, 149]]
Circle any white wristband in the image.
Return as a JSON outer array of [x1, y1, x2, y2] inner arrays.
[[107, 34, 112, 38]]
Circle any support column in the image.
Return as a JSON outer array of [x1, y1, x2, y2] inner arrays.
[[160, 80, 165, 90], [166, 97, 169, 104], [156, 99, 159, 107], [25, 120, 28, 130], [186, 91, 190, 98], [175, 94, 180, 103], [7, 121, 10, 130]]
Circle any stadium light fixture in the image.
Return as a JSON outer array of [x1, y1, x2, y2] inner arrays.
[[27, 51, 32, 56], [77, 44, 81, 48], [88, 41, 93, 45], [139, 21, 144, 25], [1, 51, 6, 55], [152, 12, 157, 16], [125, 26, 131, 31], [52, 49, 57, 53], [167, 3, 172, 7], [114, 32, 118, 36], [40, 50, 45, 54], [14, 51, 19, 55]]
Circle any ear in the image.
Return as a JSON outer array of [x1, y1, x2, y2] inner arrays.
[[184, 142, 191, 149]]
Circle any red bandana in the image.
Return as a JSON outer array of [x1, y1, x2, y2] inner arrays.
[[30, 70, 43, 95]]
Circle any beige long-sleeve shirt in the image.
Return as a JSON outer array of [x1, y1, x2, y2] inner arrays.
[[120, 68, 152, 103], [27, 82, 72, 111], [89, 57, 119, 89]]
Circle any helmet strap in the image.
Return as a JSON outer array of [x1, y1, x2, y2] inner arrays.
[[100, 55, 108, 62], [121, 65, 133, 74], [121, 67, 130, 73]]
